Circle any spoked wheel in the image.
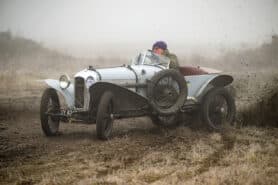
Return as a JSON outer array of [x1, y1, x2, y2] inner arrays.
[[201, 87, 236, 130], [153, 81, 180, 109], [96, 91, 114, 140], [148, 69, 187, 115], [40, 88, 61, 136]]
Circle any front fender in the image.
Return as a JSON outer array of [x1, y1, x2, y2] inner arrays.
[[44, 79, 75, 108]]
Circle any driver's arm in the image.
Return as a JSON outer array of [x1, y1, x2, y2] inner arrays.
[[168, 54, 180, 69]]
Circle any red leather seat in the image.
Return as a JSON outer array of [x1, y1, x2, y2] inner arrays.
[[179, 66, 208, 76]]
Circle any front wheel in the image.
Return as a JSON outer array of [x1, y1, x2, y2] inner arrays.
[[96, 91, 114, 140], [40, 88, 61, 136], [201, 87, 236, 130]]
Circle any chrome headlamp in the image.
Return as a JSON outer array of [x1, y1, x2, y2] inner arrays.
[[59, 74, 71, 90], [86, 76, 95, 88]]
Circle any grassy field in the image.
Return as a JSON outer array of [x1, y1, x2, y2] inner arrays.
[[0, 113, 277, 185]]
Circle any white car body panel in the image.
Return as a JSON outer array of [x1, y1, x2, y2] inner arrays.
[[75, 65, 163, 84], [74, 65, 164, 98], [186, 74, 218, 98], [44, 51, 231, 111]]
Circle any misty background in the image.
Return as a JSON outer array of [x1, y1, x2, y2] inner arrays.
[[0, 0, 277, 58]]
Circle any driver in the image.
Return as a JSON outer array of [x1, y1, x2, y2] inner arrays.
[[152, 41, 179, 69]]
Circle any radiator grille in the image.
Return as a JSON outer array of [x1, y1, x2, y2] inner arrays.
[[74, 77, 85, 108]]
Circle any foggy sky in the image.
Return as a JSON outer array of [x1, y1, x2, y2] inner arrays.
[[0, 0, 277, 57]]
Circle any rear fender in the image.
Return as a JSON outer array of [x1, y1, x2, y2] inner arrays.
[[44, 79, 75, 108], [196, 74, 233, 100]]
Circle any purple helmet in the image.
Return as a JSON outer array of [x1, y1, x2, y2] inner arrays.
[[152, 41, 167, 50]]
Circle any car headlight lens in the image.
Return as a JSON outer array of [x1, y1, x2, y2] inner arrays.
[[86, 76, 95, 88], [59, 74, 70, 89]]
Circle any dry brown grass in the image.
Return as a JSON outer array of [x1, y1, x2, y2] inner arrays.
[[0, 122, 277, 185]]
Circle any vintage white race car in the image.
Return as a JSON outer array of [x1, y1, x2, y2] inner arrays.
[[40, 50, 236, 140]]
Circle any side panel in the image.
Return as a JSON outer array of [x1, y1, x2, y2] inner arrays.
[[45, 79, 75, 108], [89, 82, 149, 115]]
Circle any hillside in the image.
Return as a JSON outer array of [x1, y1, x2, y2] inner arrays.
[[0, 31, 96, 74]]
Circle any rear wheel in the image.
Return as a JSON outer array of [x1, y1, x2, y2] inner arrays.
[[96, 91, 114, 140], [201, 87, 236, 130], [40, 88, 60, 136]]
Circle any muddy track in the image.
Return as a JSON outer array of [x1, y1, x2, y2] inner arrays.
[[0, 111, 277, 184], [195, 130, 236, 176]]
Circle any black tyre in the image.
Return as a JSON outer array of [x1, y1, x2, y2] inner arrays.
[[96, 91, 114, 140], [201, 87, 236, 130], [147, 69, 188, 115], [40, 88, 60, 136]]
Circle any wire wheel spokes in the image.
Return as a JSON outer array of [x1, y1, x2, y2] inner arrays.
[[208, 94, 229, 127], [153, 76, 181, 109]]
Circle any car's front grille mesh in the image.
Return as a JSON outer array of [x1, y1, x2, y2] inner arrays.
[[75, 77, 84, 108]]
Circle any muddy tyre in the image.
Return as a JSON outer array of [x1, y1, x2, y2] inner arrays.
[[147, 69, 187, 115], [40, 88, 60, 136], [201, 87, 236, 130], [96, 91, 114, 140]]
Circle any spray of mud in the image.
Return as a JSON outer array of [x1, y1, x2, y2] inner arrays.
[[239, 87, 278, 127]]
